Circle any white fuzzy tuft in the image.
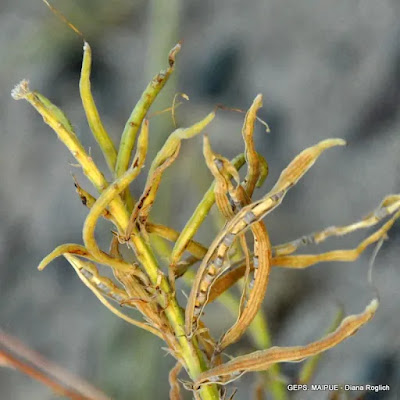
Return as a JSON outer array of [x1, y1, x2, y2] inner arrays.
[[11, 79, 30, 100]]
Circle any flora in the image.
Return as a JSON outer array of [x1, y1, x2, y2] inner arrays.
[[8, 4, 400, 400]]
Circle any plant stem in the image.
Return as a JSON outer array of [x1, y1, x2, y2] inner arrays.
[[129, 234, 220, 400]]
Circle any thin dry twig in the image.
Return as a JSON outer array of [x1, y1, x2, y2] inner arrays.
[[0, 330, 110, 400], [169, 361, 183, 400], [0, 349, 95, 400]]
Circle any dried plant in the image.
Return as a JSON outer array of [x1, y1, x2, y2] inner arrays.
[[9, 4, 400, 400]]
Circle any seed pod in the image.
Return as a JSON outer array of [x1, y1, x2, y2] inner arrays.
[[186, 139, 345, 337], [194, 298, 378, 387]]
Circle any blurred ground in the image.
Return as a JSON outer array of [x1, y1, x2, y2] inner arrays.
[[0, 0, 399, 399]]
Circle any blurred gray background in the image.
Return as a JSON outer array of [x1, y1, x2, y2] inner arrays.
[[1, 0, 399, 399]]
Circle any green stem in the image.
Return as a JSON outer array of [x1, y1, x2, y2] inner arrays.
[[115, 44, 181, 179], [80, 41, 118, 173], [170, 154, 246, 267], [248, 312, 287, 400]]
